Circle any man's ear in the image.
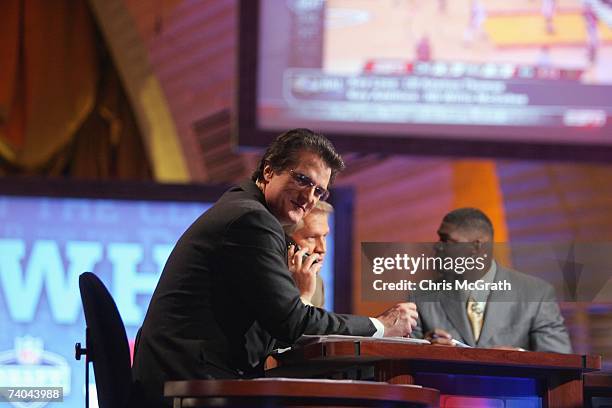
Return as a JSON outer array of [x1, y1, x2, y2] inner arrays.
[[472, 239, 491, 257], [472, 240, 482, 255], [263, 164, 274, 182]]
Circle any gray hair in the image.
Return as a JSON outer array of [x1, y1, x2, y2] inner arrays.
[[285, 201, 334, 235]]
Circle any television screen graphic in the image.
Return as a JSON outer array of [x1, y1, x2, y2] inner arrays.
[[245, 0, 612, 151]]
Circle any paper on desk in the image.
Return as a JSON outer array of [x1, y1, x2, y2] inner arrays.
[[252, 377, 423, 387], [296, 334, 430, 345]]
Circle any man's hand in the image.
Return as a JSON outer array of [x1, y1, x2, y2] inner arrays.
[[424, 328, 454, 346], [288, 244, 321, 304], [376, 303, 418, 337]]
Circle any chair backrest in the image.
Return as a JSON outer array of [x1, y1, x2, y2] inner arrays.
[[79, 272, 132, 408]]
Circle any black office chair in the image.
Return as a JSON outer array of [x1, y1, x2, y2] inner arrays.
[[75, 272, 134, 408]]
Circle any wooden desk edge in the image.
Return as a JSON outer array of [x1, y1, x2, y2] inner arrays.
[[279, 341, 602, 371], [164, 379, 440, 405], [584, 372, 612, 388]]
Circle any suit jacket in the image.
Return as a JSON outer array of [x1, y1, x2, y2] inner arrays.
[[245, 272, 325, 369], [245, 237, 325, 370], [411, 265, 572, 353], [132, 181, 375, 407]]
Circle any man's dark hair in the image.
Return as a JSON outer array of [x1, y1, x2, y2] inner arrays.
[[443, 207, 494, 238], [251, 128, 345, 184]]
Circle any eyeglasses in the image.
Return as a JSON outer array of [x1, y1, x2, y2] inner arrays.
[[289, 170, 330, 201]]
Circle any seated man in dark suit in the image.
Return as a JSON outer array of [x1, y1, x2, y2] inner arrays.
[[411, 207, 572, 353], [133, 128, 419, 407], [244, 201, 333, 368]]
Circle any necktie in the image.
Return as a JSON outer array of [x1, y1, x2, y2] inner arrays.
[[467, 297, 485, 342]]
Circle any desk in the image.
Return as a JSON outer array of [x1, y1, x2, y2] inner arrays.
[[584, 372, 612, 408], [164, 378, 439, 407], [267, 339, 601, 408]]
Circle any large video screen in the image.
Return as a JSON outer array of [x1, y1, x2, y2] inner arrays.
[[237, 0, 612, 159], [0, 180, 345, 408]]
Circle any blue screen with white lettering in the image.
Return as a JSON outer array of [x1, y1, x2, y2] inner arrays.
[[0, 193, 334, 407]]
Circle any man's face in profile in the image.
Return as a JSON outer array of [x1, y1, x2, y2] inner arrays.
[[262, 150, 331, 226], [291, 211, 329, 263]]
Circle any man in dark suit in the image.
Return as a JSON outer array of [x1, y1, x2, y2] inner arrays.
[[244, 200, 332, 369], [411, 208, 572, 353], [132, 128, 418, 407]]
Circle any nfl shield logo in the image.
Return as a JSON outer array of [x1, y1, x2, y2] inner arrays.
[[0, 336, 70, 408]]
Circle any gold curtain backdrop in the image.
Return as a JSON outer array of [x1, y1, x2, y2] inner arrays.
[[0, 0, 150, 178]]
